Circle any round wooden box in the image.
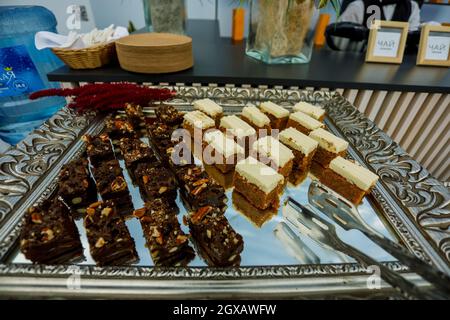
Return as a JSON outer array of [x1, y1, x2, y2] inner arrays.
[[115, 33, 193, 74]]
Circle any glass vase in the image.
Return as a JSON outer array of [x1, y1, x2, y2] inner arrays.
[[143, 0, 186, 35], [246, 0, 317, 64]]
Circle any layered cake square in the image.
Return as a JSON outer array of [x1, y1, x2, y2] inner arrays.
[[251, 136, 294, 178], [309, 128, 348, 167], [183, 110, 215, 138], [292, 102, 326, 122], [193, 98, 223, 126], [203, 129, 245, 173], [286, 111, 325, 135], [279, 127, 318, 184], [315, 156, 379, 204], [240, 105, 271, 136], [234, 157, 284, 210], [259, 101, 290, 130]]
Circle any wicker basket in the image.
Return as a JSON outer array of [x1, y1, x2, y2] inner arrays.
[[52, 41, 116, 69]]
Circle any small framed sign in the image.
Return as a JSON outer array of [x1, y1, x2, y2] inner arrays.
[[417, 24, 450, 67], [365, 20, 409, 64]]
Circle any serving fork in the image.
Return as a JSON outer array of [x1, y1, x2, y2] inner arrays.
[[285, 196, 443, 299], [307, 180, 450, 298]]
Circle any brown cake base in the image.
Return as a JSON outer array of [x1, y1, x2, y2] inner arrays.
[[289, 149, 316, 185], [263, 113, 288, 131], [232, 191, 277, 228], [253, 153, 293, 180], [240, 115, 271, 137], [233, 172, 283, 210], [219, 126, 256, 157], [204, 164, 234, 189], [312, 146, 347, 168], [286, 119, 314, 135], [183, 122, 212, 141], [310, 161, 369, 204]]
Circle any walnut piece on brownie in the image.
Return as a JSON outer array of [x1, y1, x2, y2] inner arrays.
[[314, 156, 379, 204], [279, 127, 318, 184], [154, 104, 184, 127], [183, 110, 215, 138], [83, 133, 115, 166], [251, 136, 294, 179], [286, 111, 325, 135], [233, 157, 284, 210], [259, 101, 290, 130], [309, 128, 348, 168], [240, 105, 271, 136], [292, 102, 326, 122], [193, 98, 223, 126], [203, 129, 245, 173]]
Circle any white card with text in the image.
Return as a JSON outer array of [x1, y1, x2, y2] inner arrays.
[[425, 35, 450, 61], [373, 31, 401, 58]]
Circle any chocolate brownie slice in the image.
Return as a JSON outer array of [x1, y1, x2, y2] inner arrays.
[[118, 137, 158, 181], [154, 105, 184, 127], [83, 133, 115, 166], [134, 162, 178, 202], [20, 197, 83, 264], [84, 200, 138, 266]]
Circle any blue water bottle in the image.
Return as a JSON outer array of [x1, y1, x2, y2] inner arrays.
[[0, 6, 66, 145]]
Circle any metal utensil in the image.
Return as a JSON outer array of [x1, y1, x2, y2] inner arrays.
[[286, 197, 439, 299], [274, 222, 321, 264], [308, 180, 450, 298]]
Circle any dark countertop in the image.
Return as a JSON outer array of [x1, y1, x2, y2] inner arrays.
[[48, 20, 450, 93]]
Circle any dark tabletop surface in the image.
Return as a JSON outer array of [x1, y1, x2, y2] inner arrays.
[[47, 20, 450, 93]]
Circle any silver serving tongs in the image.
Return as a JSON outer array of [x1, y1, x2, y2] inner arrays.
[[307, 180, 450, 298], [286, 196, 441, 300]]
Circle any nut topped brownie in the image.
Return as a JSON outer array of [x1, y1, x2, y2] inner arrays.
[[259, 101, 290, 130], [124, 103, 146, 129], [20, 197, 83, 264], [292, 102, 326, 122], [309, 128, 348, 168], [154, 104, 184, 127], [234, 157, 284, 210], [57, 158, 97, 216], [134, 162, 178, 202], [92, 159, 133, 216], [84, 200, 138, 266], [193, 98, 223, 126], [286, 111, 325, 135], [118, 137, 157, 181], [313, 156, 379, 204], [135, 199, 195, 267], [251, 136, 294, 178], [104, 114, 136, 145], [148, 121, 178, 160], [83, 133, 115, 165], [279, 127, 318, 184], [187, 206, 243, 267], [240, 105, 271, 136]]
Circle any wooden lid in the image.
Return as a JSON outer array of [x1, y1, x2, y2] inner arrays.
[[115, 33, 193, 74]]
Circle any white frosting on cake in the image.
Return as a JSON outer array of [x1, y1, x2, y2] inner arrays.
[[279, 127, 318, 155], [309, 128, 348, 153], [220, 115, 256, 138], [289, 112, 324, 131], [242, 105, 270, 127], [260, 101, 289, 118], [183, 110, 215, 129], [252, 136, 294, 168], [193, 98, 223, 117], [203, 130, 244, 158], [293, 102, 325, 120], [329, 157, 379, 191], [235, 157, 284, 193]]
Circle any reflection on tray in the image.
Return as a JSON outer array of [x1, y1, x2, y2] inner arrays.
[[232, 190, 277, 228]]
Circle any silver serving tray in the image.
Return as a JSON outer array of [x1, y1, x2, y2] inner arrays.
[[0, 84, 449, 299]]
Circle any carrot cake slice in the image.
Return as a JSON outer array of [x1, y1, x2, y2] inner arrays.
[[251, 136, 294, 179], [203, 129, 245, 173], [286, 111, 324, 135], [219, 115, 256, 153], [309, 128, 348, 167], [259, 101, 290, 130], [233, 157, 284, 210], [316, 156, 379, 204], [183, 110, 215, 139], [193, 98, 223, 126], [293, 102, 326, 122], [240, 105, 271, 136], [279, 127, 318, 184]]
